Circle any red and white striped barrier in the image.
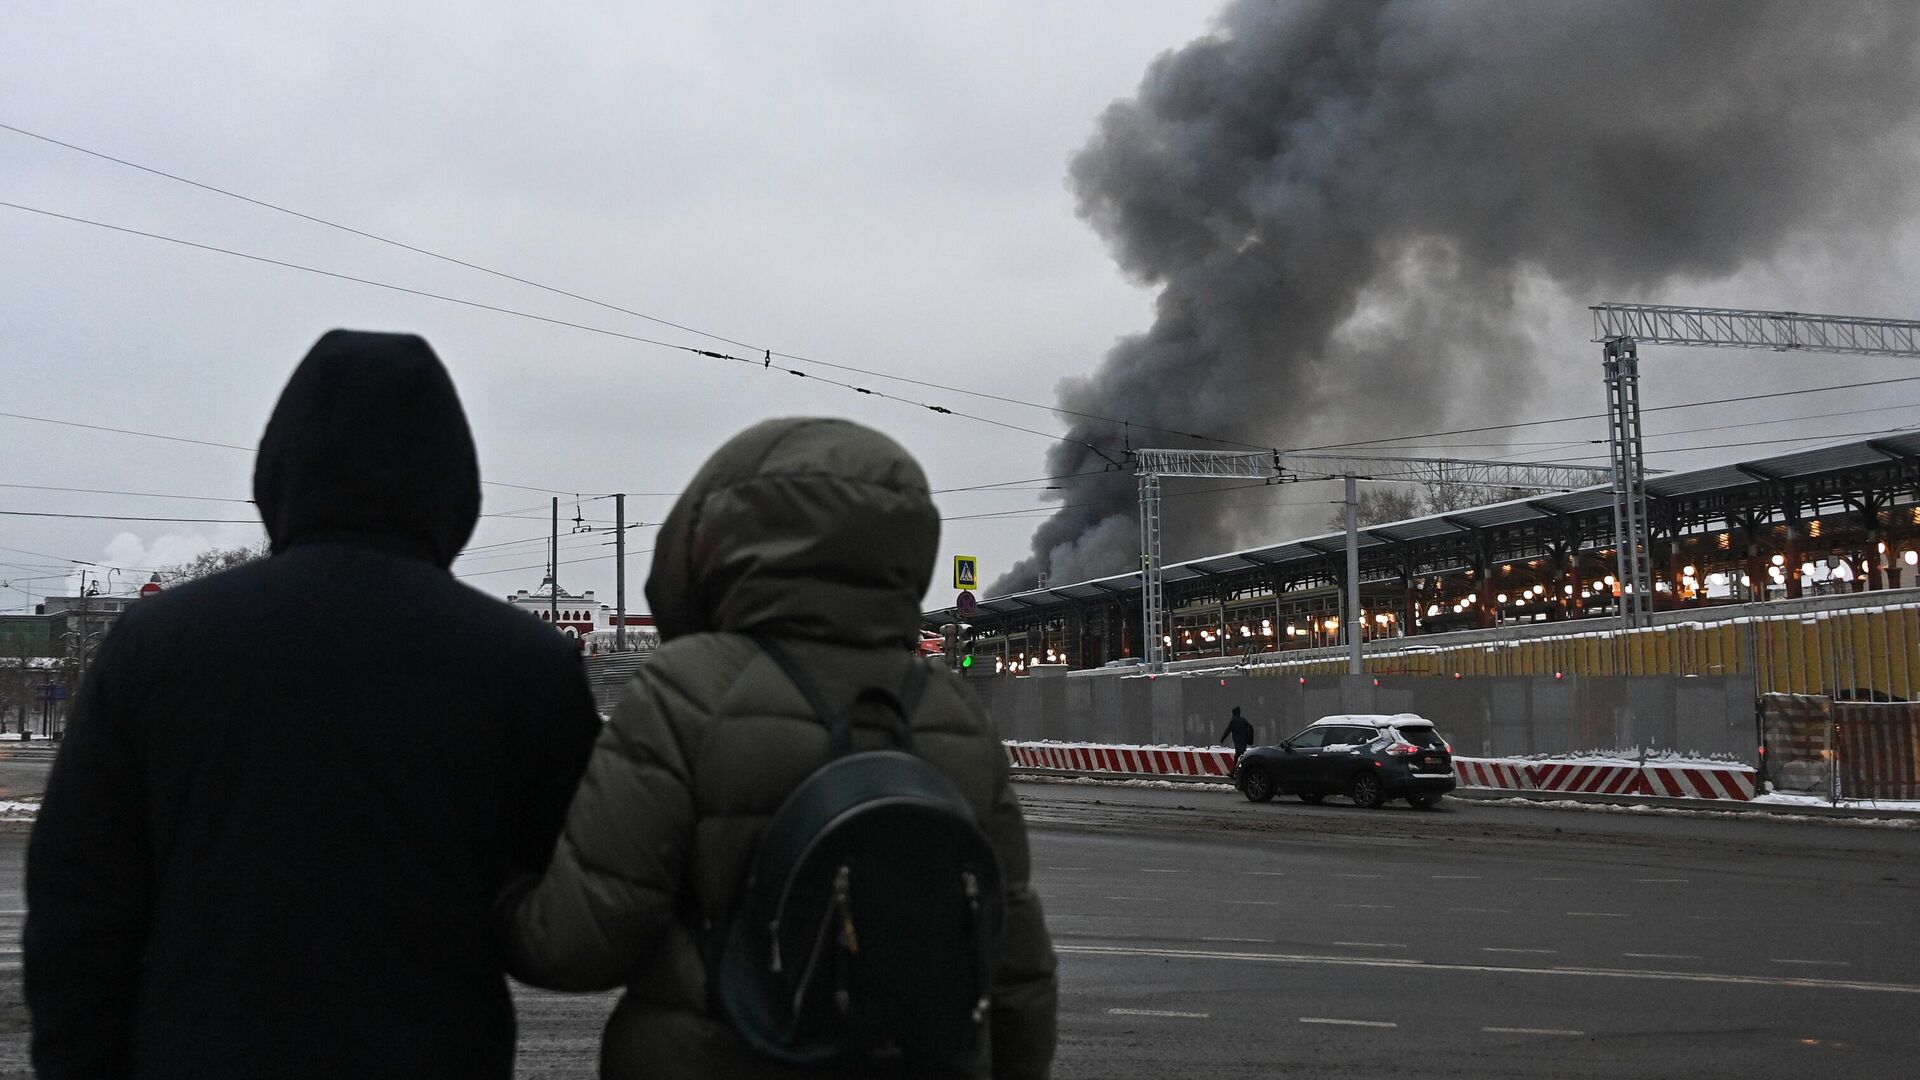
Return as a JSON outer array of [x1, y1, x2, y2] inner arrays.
[[1452, 757, 1535, 791], [1002, 742, 1758, 801], [1003, 742, 1237, 779], [1639, 763, 1756, 801], [1527, 761, 1649, 796]]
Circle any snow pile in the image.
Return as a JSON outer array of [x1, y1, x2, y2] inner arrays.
[[1507, 747, 1748, 767]]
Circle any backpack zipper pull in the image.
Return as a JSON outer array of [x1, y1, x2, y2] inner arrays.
[[835, 865, 859, 954]]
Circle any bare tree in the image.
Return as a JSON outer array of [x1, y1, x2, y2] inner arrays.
[[1420, 481, 1537, 515], [1323, 485, 1425, 531], [158, 541, 271, 587], [1326, 480, 1540, 532]]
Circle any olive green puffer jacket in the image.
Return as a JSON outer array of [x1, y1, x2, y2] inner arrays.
[[505, 418, 1057, 1080]]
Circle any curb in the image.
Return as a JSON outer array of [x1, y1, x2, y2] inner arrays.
[[1447, 787, 1920, 820], [1009, 768, 1920, 820]]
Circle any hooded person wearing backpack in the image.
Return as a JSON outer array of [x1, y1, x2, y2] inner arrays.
[[502, 417, 1057, 1080]]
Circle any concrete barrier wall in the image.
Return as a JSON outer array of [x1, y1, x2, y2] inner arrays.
[[1002, 741, 1758, 800], [968, 670, 1758, 761]]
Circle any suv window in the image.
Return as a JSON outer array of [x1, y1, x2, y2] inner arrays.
[[1321, 726, 1376, 749], [1394, 725, 1448, 750], [1286, 727, 1330, 749]]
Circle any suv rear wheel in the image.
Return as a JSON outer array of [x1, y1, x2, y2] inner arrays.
[[1349, 771, 1385, 809], [1242, 766, 1276, 803]]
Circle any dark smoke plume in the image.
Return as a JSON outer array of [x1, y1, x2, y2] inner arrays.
[[993, 0, 1920, 595]]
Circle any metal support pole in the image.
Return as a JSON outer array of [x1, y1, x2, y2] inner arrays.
[[550, 497, 559, 625], [1604, 339, 1653, 628], [615, 493, 627, 651], [1138, 470, 1164, 671], [74, 569, 89, 696], [1345, 474, 1362, 675]]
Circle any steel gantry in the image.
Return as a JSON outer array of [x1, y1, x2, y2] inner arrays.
[[1591, 302, 1920, 627], [1135, 450, 1614, 672]]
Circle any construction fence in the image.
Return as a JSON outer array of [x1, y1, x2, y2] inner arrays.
[[1228, 589, 1920, 701], [1760, 693, 1920, 801]]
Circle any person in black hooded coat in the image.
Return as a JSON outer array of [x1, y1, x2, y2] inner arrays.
[[24, 331, 602, 1080]]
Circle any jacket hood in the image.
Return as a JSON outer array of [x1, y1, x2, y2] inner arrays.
[[646, 418, 938, 648], [253, 330, 481, 567]]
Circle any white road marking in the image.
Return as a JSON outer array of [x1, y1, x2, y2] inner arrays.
[[1484, 1026, 1583, 1036], [1337, 903, 1394, 909], [1432, 874, 1481, 879], [1109, 1008, 1209, 1019], [1624, 952, 1699, 960], [1055, 943, 1920, 995], [1450, 907, 1510, 914], [1334, 873, 1385, 879], [1330, 941, 1408, 949], [1482, 947, 1556, 955], [1222, 899, 1279, 906], [1300, 1017, 1397, 1028], [1771, 959, 1850, 967], [1567, 911, 1631, 917]]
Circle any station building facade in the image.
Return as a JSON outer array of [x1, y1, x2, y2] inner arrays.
[[941, 434, 1920, 697]]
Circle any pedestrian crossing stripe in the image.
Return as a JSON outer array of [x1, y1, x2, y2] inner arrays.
[[954, 555, 978, 590]]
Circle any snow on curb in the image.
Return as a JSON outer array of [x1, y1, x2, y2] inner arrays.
[[1474, 796, 1919, 828]]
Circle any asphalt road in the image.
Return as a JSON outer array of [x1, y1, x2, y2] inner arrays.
[[1021, 783, 1918, 1078], [0, 781, 1914, 1078]]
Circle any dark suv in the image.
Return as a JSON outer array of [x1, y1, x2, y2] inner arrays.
[[1237, 714, 1455, 809]]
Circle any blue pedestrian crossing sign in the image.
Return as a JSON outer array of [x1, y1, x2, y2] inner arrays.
[[953, 555, 978, 591]]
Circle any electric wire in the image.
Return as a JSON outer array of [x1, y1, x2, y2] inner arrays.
[[0, 121, 1266, 452], [0, 200, 1125, 460]]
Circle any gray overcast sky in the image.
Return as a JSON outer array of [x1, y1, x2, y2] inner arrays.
[[6, 1, 1920, 616]]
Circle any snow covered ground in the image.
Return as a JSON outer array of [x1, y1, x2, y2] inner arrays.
[[1473, 795, 1919, 828], [1752, 790, 1920, 812]]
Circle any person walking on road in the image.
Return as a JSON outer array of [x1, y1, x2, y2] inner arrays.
[[24, 331, 602, 1080], [501, 417, 1059, 1080], [1221, 705, 1254, 772]]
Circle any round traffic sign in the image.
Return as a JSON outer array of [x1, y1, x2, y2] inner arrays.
[[956, 589, 977, 616]]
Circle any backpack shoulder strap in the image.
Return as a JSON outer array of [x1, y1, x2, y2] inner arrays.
[[758, 638, 853, 755], [757, 639, 929, 756]]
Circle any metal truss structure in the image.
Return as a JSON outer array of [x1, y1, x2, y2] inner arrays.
[[1593, 303, 1920, 358], [1133, 449, 1614, 492], [1592, 303, 1920, 627], [1136, 449, 1613, 671]]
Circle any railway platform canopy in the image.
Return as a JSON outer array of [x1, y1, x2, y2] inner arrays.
[[935, 432, 1920, 671]]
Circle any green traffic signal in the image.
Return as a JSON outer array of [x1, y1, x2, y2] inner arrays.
[[960, 654, 974, 669]]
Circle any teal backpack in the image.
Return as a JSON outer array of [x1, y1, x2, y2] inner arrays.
[[709, 640, 1006, 1071]]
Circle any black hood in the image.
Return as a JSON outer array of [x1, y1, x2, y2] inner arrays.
[[253, 330, 481, 567]]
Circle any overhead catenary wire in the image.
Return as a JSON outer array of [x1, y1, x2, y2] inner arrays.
[[1291, 375, 1920, 453], [0, 121, 1267, 453], [11, 125, 1920, 468], [0, 200, 1126, 461]]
